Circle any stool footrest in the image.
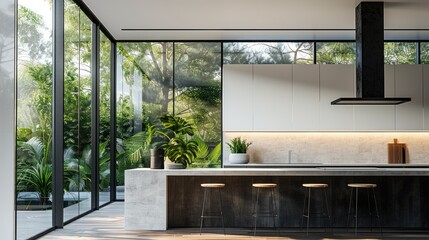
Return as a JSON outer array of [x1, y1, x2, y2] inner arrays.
[[252, 213, 278, 217], [201, 215, 223, 218]]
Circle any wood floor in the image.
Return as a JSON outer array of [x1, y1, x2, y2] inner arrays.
[[40, 202, 429, 240]]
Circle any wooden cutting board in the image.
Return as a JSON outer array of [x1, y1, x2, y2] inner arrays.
[[388, 139, 407, 164]]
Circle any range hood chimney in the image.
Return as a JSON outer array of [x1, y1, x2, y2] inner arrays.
[[331, 2, 411, 105]]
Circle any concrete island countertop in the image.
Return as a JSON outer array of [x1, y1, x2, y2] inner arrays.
[[125, 167, 429, 230], [127, 166, 429, 177]]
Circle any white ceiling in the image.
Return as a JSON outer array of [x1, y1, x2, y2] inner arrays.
[[82, 0, 429, 41]]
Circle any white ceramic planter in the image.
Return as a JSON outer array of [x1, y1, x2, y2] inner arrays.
[[229, 153, 249, 164], [165, 163, 185, 169]]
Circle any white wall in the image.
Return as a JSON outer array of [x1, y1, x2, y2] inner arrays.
[[0, 0, 16, 238], [223, 64, 427, 131]]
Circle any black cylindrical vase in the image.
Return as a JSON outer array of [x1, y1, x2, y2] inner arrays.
[[150, 148, 164, 169]]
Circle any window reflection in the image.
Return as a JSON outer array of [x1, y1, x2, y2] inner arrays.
[[16, 0, 53, 239]]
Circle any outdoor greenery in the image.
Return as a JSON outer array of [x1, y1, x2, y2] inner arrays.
[[317, 42, 356, 64], [223, 42, 313, 64]]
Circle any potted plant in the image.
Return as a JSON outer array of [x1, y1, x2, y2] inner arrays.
[[158, 114, 199, 169], [227, 137, 252, 164]]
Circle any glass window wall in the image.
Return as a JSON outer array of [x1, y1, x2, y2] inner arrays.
[[116, 42, 173, 199], [99, 32, 112, 206], [63, 0, 93, 221], [316, 42, 356, 64], [223, 42, 313, 64], [174, 42, 222, 167], [16, 0, 53, 238], [384, 42, 417, 64], [421, 42, 429, 64]]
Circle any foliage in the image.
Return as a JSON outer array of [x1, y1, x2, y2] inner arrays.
[[422, 43, 429, 64], [164, 137, 198, 167], [227, 137, 252, 154], [384, 42, 416, 64], [16, 137, 52, 205], [223, 42, 313, 64], [17, 161, 52, 205], [316, 42, 355, 64], [158, 114, 198, 168], [192, 136, 221, 168], [160, 114, 195, 137]]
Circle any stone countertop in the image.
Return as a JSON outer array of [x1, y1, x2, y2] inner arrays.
[[125, 166, 429, 230], [126, 167, 429, 176], [224, 163, 429, 168]]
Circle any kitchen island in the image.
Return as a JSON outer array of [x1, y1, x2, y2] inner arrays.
[[124, 167, 429, 230]]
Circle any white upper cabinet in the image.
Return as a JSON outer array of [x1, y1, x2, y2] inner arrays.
[[223, 65, 253, 131], [354, 65, 395, 130], [319, 65, 354, 130], [395, 65, 423, 130], [253, 65, 293, 130], [292, 65, 320, 130], [223, 64, 427, 131], [424, 65, 429, 130]]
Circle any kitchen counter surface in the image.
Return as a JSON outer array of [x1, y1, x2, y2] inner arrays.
[[224, 163, 429, 168], [127, 166, 429, 176]]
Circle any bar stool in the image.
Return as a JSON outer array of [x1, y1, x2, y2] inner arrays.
[[252, 183, 278, 236], [347, 183, 382, 235], [200, 183, 225, 235], [301, 183, 331, 235]]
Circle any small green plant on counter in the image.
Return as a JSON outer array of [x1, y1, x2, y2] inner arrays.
[[227, 137, 252, 153]]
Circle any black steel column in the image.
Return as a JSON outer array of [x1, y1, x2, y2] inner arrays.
[[417, 41, 421, 64], [220, 42, 224, 167], [313, 41, 317, 64], [52, 0, 64, 228], [91, 23, 100, 209], [110, 42, 117, 201]]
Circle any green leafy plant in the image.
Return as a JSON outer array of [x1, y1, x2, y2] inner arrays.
[[17, 161, 52, 206], [164, 137, 198, 168], [227, 137, 252, 153], [159, 114, 199, 168], [192, 136, 221, 168], [17, 137, 52, 206]]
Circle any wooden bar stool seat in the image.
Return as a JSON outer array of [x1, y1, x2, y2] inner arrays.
[[303, 183, 328, 188], [348, 183, 377, 188], [252, 183, 277, 188], [201, 183, 225, 188], [200, 183, 225, 235]]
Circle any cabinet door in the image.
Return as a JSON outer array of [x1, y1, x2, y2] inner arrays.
[[424, 65, 429, 130], [253, 65, 293, 130], [223, 65, 253, 131], [292, 65, 320, 130], [395, 65, 423, 130], [354, 65, 395, 130], [319, 65, 354, 130]]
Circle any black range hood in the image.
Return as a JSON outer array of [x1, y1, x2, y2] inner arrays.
[[331, 2, 411, 105]]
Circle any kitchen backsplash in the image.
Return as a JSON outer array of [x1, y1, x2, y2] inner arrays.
[[223, 132, 429, 164]]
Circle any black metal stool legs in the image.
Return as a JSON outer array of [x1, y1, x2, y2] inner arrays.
[[218, 188, 226, 235], [253, 188, 260, 236], [252, 184, 278, 236], [200, 188, 208, 235], [200, 184, 226, 235], [347, 184, 382, 236], [301, 184, 330, 235]]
